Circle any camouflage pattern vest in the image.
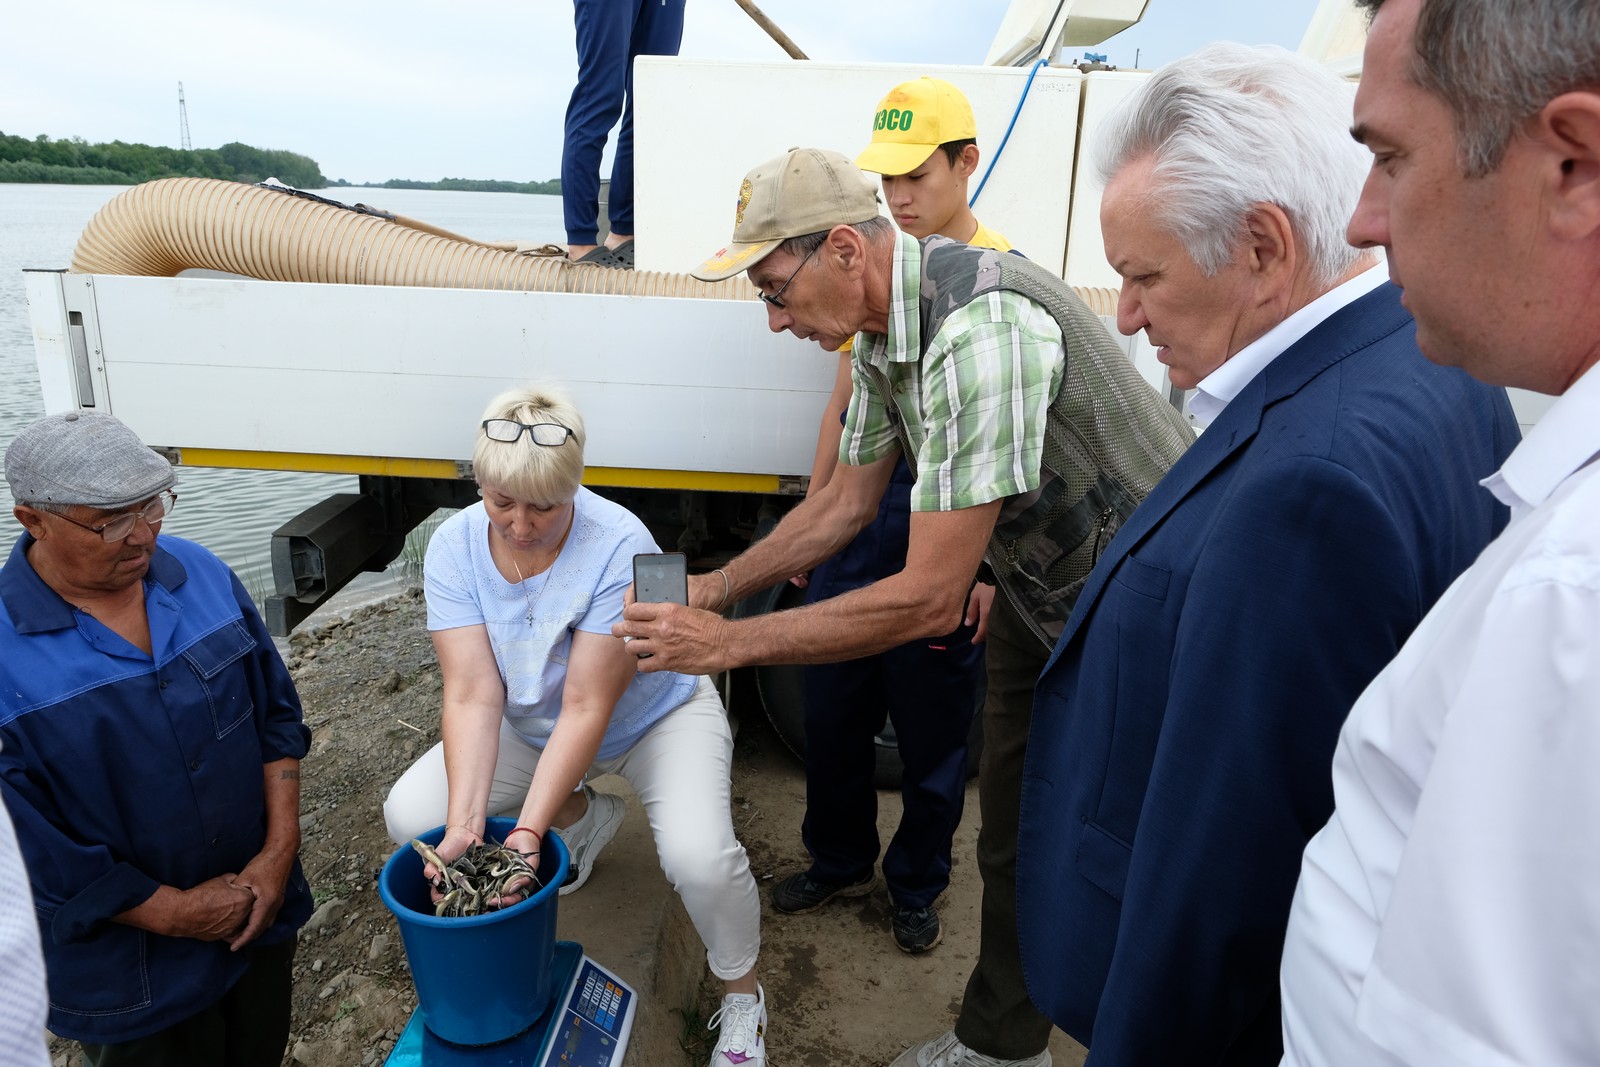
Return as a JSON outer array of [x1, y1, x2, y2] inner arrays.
[[863, 235, 1194, 647]]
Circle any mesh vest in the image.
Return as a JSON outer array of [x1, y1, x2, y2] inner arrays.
[[863, 235, 1194, 647]]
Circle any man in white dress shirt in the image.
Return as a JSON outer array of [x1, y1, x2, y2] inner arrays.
[[1279, 1, 1600, 1064]]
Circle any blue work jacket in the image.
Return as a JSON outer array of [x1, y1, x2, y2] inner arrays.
[[0, 534, 312, 1043]]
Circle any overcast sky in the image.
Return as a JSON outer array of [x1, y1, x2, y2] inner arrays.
[[3, 0, 1322, 185]]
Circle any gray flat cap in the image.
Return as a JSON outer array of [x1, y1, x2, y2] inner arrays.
[[6, 411, 175, 510]]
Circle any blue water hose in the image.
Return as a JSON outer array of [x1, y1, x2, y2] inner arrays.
[[971, 57, 1051, 209]]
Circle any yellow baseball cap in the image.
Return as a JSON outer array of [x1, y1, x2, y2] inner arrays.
[[692, 147, 881, 282], [855, 77, 979, 176]]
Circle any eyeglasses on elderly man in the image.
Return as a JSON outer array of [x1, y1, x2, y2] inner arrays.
[[47, 490, 178, 542], [757, 243, 820, 310]]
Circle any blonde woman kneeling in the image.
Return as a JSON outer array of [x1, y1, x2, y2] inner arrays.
[[383, 385, 766, 1067]]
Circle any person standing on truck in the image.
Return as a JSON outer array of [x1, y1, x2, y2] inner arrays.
[[769, 77, 1006, 960], [1012, 44, 1518, 1066], [620, 145, 1196, 1067], [383, 386, 768, 1067], [0, 411, 312, 1067], [1280, 1, 1600, 1062], [561, 0, 686, 268]]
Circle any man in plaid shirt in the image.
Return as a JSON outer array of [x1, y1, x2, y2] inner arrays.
[[619, 146, 1190, 1067]]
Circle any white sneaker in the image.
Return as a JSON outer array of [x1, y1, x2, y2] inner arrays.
[[707, 983, 766, 1067], [887, 1030, 1051, 1067], [553, 786, 624, 896]]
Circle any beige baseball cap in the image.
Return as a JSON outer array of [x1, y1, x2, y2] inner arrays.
[[692, 147, 881, 282]]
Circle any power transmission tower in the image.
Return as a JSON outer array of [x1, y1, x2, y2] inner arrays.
[[178, 82, 193, 151]]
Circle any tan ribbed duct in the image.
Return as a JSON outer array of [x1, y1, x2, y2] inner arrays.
[[1073, 286, 1118, 317], [69, 178, 757, 300], [68, 177, 1122, 315]]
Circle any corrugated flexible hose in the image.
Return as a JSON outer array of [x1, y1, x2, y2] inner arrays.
[[67, 176, 1121, 314], [68, 177, 756, 300]]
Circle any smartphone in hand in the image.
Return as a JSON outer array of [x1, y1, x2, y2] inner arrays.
[[633, 552, 689, 606]]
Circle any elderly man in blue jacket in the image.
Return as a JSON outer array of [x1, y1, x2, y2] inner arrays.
[[1014, 44, 1521, 1066], [0, 411, 311, 1066]]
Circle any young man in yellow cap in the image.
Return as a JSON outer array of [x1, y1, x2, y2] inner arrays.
[[856, 76, 1011, 251], [769, 75, 1013, 978]]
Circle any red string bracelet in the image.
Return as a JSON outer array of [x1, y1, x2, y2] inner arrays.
[[507, 826, 542, 854]]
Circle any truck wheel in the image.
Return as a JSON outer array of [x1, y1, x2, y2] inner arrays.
[[752, 587, 985, 790]]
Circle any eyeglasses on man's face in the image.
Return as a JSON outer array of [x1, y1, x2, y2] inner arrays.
[[53, 490, 178, 542], [481, 420, 576, 446], [758, 243, 820, 310]]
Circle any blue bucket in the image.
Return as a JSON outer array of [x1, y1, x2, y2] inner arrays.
[[378, 817, 569, 1046]]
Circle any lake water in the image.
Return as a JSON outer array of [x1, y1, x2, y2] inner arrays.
[[0, 183, 567, 593]]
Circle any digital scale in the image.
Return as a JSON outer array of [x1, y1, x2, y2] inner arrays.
[[384, 942, 636, 1067]]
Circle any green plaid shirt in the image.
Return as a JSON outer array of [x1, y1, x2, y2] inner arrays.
[[842, 232, 1066, 512]]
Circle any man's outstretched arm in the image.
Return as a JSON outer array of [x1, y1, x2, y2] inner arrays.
[[618, 498, 1000, 673]]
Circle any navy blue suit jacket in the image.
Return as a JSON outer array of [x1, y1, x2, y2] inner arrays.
[[1015, 283, 1520, 1065]]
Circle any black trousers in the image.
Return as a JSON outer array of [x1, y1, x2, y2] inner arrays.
[[80, 938, 297, 1067], [799, 612, 983, 910], [800, 462, 984, 910]]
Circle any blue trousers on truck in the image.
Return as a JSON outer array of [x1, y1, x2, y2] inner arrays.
[[801, 458, 984, 910], [561, 0, 686, 246]]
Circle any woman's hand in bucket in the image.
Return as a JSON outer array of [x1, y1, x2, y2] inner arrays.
[[488, 825, 543, 907], [416, 825, 479, 902]]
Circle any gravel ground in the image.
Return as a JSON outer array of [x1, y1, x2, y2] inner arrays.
[[44, 584, 1089, 1067]]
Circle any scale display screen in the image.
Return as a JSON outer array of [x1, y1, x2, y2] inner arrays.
[[535, 958, 635, 1066], [383, 944, 635, 1067]]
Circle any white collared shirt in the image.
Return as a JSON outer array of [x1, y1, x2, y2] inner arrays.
[[1186, 264, 1389, 430], [0, 792, 48, 1067], [1480, 366, 1600, 521], [1280, 362, 1600, 1067]]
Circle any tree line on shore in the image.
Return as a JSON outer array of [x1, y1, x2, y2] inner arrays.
[[1, 132, 327, 188], [0, 132, 560, 195], [370, 177, 562, 195]]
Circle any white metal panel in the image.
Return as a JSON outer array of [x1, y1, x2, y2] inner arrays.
[[1068, 73, 1191, 397], [1065, 70, 1149, 293], [986, 0, 1064, 67], [1508, 388, 1555, 436], [633, 58, 1082, 277], [1299, 0, 1369, 75], [78, 276, 837, 476], [25, 270, 76, 411], [27, 269, 113, 414], [1054, 0, 1154, 43], [985, 0, 1152, 66]]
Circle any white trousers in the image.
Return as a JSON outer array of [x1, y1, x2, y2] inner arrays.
[[383, 678, 760, 980]]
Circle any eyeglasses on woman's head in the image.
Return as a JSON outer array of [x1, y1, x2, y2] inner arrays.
[[481, 420, 576, 446]]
